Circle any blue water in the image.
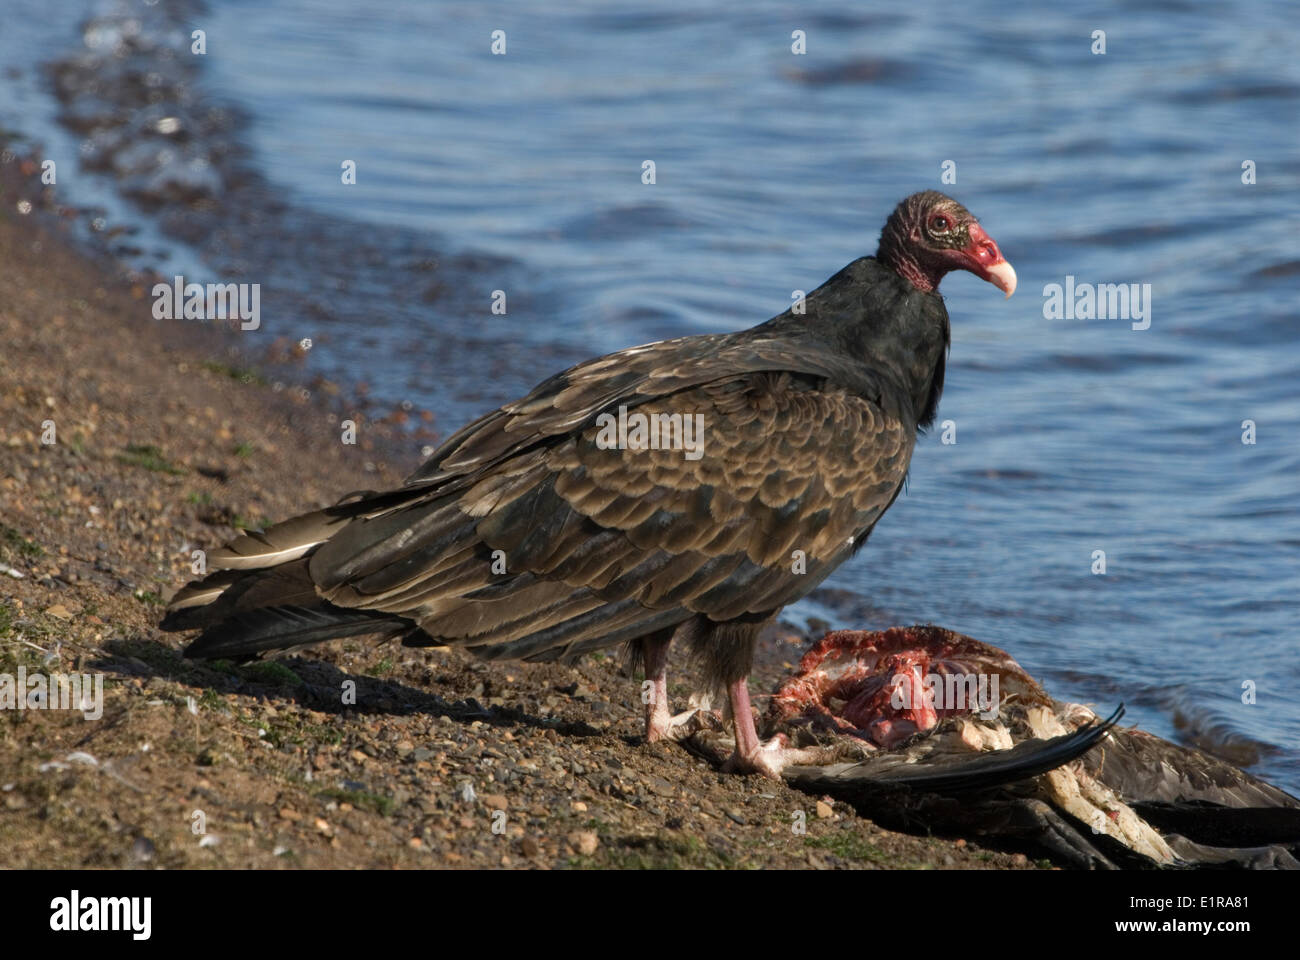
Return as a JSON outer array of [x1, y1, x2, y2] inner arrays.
[[4, 0, 1297, 790]]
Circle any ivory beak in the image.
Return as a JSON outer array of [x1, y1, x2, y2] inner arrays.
[[986, 259, 1017, 299]]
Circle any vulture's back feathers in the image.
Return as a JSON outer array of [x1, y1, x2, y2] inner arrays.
[[165, 258, 950, 669]]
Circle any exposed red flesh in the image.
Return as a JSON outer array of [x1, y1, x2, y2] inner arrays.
[[769, 626, 1051, 749]]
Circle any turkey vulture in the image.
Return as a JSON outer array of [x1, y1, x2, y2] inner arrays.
[[161, 190, 1017, 776]]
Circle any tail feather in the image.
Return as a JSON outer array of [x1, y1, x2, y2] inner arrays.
[[161, 561, 320, 632], [164, 570, 244, 617], [206, 487, 426, 571], [163, 488, 436, 657], [181, 604, 414, 661], [162, 480, 678, 666], [209, 505, 361, 571]]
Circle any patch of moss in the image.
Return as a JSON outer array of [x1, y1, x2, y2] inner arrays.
[[805, 830, 901, 866], [298, 721, 343, 747], [0, 621, 48, 674], [4, 611, 61, 645], [620, 832, 729, 869], [200, 361, 267, 386], [235, 711, 283, 747], [197, 688, 226, 712], [117, 444, 184, 475], [317, 787, 396, 817], [118, 638, 185, 672], [0, 524, 44, 562], [571, 825, 731, 869], [240, 661, 302, 687]]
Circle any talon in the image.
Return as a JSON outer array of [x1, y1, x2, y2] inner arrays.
[[724, 733, 826, 778], [649, 706, 723, 743]]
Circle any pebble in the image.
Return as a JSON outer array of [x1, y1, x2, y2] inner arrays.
[[569, 831, 599, 856], [647, 775, 677, 798], [130, 837, 156, 863]]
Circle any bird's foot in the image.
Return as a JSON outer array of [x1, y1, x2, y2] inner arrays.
[[646, 704, 723, 743], [722, 733, 830, 779]]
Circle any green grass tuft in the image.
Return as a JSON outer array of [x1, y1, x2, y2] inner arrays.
[[117, 444, 184, 475], [317, 787, 396, 817], [201, 361, 267, 386], [240, 661, 303, 687], [804, 831, 901, 865], [0, 524, 44, 561]]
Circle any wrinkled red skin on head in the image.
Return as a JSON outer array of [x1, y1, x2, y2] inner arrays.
[[769, 625, 1049, 749], [957, 222, 1005, 274], [929, 222, 1015, 296]]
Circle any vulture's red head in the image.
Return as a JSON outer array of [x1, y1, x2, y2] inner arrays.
[[877, 190, 1016, 298]]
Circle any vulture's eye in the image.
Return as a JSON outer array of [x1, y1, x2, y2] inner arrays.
[[928, 214, 952, 234]]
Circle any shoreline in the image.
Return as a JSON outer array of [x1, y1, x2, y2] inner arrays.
[[0, 144, 1035, 869]]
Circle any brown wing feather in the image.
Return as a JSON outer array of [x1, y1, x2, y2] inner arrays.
[[307, 370, 912, 662], [404, 331, 894, 488]]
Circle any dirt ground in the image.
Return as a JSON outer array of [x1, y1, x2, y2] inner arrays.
[[0, 148, 1039, 870]]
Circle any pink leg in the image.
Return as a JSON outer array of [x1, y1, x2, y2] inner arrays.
[[724, 676, 829, 778], [642, 632, 674, 743], [639, 629, 719, 743], [727, 677, 763, 758]]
